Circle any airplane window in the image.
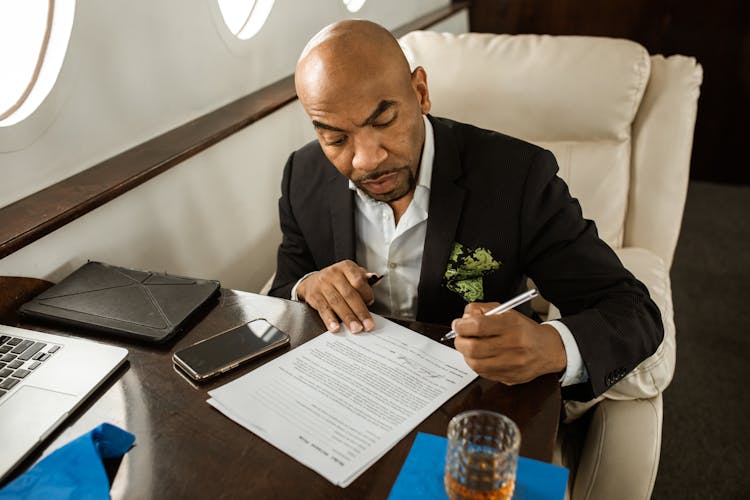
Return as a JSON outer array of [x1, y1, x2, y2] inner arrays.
[[217, 0, 275, 40], [343, 0, 367, 13], [0, 0, 75, 127]]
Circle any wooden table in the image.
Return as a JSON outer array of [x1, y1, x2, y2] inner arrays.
[[5, 285, 561, 499]]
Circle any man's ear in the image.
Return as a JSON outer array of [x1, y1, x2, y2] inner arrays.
[[411, 66, 431, 114]]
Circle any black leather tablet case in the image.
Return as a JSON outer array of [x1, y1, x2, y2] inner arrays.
[[19, 261, 221, 343]]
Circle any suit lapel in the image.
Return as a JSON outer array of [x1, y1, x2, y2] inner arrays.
[[417, 117, 466, 320], [327, 171, 356, 262]]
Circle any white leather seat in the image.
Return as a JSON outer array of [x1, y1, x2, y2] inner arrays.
[[399, 31, 701, 499]]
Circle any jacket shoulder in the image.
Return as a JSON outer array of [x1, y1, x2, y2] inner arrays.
[[430, 116, 558, 189], [431, 116, 546, 160]]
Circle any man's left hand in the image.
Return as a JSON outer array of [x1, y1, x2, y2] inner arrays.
[[452, 302, 567, 385]]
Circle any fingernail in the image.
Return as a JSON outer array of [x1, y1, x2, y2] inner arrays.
[[363, 318, 375, 331], [329, 321, 339, 331], [350, 321, 363, 333]]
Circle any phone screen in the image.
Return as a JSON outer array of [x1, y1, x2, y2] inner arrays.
[[173, 319, 289, 380]]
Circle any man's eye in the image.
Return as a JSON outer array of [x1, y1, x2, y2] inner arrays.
[[373, 113, 397, 128], [325, 136, 347, 147]]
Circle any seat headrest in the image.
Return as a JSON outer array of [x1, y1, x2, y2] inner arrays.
[[400, 31, 651, 142]]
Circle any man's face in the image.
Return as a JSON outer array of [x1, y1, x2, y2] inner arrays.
[[298, 62, 431, 203]]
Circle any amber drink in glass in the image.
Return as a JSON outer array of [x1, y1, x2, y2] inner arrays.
[[444, 410, 520, 500]]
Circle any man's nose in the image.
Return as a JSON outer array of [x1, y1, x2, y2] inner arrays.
[[351, 134, 387, 171]]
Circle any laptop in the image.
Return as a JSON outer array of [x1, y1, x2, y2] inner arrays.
[[0, 323, 127, 483], [18, 261, 221, 343]]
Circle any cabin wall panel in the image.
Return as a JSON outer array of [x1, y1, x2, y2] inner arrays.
[[0, 4, 468, 290], [0, 101, 311, 291], [0, 0, 453, 208]]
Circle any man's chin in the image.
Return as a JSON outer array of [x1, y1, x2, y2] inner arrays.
[[357, 180, 412, 203], [354, 168, 416, 203], [365, 189, 410, 203]]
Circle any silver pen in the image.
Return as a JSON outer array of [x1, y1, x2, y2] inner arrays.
[[440, 289, 539, 342]]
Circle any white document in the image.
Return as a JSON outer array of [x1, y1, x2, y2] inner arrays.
[[207, 314, 477, 487]]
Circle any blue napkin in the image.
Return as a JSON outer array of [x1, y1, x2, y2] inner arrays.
[[389, 432, 569, 500], [0, 423, 135, 500]]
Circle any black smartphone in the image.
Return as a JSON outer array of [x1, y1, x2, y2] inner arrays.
[[173, 319, 290, 381]]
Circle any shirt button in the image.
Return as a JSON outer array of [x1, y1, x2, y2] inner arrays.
[[389, 262, 398, 269]]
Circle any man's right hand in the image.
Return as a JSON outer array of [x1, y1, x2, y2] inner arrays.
[[296, 260, 376, 333]]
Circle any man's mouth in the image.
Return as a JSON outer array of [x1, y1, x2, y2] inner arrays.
[[358, 171, 402, 194]]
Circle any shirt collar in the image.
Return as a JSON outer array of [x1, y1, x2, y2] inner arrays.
[[349, 114, 435, 196]]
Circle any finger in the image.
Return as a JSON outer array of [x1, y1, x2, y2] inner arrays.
[[450, 315, 497, 338], [307, 260, 376, 332], [464, 302, 499, 314], [302, 284, 344, 332], [330, 278, 375, 333], [341, 264, 375, 307], [316, 306, 342, 333], [321, 273, 373, 333], [333, 263, 376, 331], [454, 334, 507, 360], [463, 302, 500, 317], [316, 284, 365, 333], [452, 309, 526, 338]]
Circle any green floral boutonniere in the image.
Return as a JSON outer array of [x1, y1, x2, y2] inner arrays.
[[443, 242, 501, 303]]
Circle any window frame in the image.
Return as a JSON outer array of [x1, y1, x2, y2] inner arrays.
[[0, 0, 55, 121]]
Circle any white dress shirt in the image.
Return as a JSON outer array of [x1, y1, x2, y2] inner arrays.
[[293, 115, 588, 386], [351, 116, 434, 320]]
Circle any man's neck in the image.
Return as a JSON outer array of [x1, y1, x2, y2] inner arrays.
[[388, 191, 416, 225], [389, 117, 428, 224]]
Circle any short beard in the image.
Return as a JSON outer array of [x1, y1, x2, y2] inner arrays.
[[355, 167, 417, 203]]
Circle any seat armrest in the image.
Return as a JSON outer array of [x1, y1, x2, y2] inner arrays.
[[571, 396, 663, 500], [549, 247, 675, 420], [607, 247, 676, 399]]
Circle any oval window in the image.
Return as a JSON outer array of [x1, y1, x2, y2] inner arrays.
[[343, 0, 367, 13], [0, 0, 75, 127], [217, 0, 275, 40]]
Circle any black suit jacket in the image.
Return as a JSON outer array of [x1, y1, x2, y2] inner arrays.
[[270, 116, 663, 401]]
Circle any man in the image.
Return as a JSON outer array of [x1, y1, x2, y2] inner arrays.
[[269, 20, 663, 401]]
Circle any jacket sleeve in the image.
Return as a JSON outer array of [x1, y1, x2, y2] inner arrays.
[[520, 149, 664, 401], [268, 152, 317, 299]]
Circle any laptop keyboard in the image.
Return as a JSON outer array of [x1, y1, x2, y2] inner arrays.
[[0, 334, 61, 399]]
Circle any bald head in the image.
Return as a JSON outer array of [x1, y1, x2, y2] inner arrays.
[[294, 20, 431, 208], [295, 20, 413, 105]]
